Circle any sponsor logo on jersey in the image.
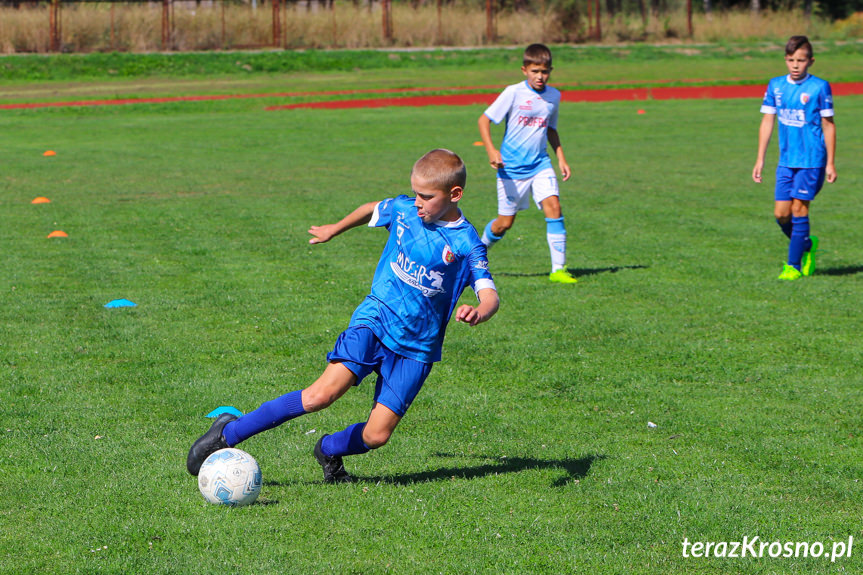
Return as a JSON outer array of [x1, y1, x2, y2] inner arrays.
[[516, 115, 548, 127], [392, 250, 446, 297], [778, 108, 806, 128], [519, 102, 533, 110]]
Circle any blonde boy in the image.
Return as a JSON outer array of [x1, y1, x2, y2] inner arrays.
[[188, 149, 499, 482]]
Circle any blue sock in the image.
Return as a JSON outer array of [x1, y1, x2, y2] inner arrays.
[[776, 218, 792, 239], [322, 422, 370, 457], [545, 216, 566, 235], [788, 216, 809, 270], [222, 390, 306, 446], [482, 219, 504, 247]]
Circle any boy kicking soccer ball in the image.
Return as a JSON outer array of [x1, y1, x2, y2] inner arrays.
[[478, 43, 577, 284], [187, 149, 499, 483], [752, 35, 837, 281]]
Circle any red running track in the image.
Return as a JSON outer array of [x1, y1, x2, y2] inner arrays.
[[2, 83, 862, 110], [268, 82, 863, 110]]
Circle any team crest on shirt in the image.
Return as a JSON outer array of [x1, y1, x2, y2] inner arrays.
[[800, 93, 810, 104], [442, 245, 455, 264]]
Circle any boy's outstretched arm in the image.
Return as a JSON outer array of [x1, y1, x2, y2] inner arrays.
[[455, 288, 499, 327], [822, 116, 837, 183], [547, 128, 571, 182], [308, 201, 378, 244], [752, 113, 775, 183], [478, 114, 504, 169]]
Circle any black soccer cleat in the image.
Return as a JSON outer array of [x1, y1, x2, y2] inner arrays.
[[186, 413, 237, 476], [314, 435, 352, 484]]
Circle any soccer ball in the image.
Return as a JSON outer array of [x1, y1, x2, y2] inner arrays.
[[197, 448, 262, 507]]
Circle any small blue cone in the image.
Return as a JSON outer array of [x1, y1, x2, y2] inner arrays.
[[104, 298, 136, 308], [206, 406, 243, 418]]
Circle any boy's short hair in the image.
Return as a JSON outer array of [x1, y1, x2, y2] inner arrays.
[[523, 43, 552, 67], [785, 35, 813, 58], [412, 149, 467, 191]]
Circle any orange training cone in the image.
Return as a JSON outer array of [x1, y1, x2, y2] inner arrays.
[[43, 150, 57, 157], [32, 197, 51, 204], [47, 230, 68, 238]]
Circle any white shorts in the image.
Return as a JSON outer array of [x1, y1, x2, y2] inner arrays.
[[496, 168, 559, 216]]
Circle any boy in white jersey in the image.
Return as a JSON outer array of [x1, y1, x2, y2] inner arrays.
[[187, 149, 499, 483], [478, 43, 576, 284], [752, 35, 837, 281]]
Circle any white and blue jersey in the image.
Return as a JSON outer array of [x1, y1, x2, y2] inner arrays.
[[484, 81, 561, 180], [349, 195, 496, 364], [760, 74, 834, 168]]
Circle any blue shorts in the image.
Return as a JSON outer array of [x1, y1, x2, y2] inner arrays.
[[326, 325, 432, 417], [774, 167, 825, 202]]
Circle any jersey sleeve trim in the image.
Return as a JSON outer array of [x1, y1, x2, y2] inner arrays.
[[820, 109, 835, 118], [368, 201, 383, 227], [760, 105, 777, 114], [473, 278, 497, 294]]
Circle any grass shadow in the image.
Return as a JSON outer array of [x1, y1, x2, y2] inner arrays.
[[817, 265, 863, 277], [356, 453, 605, 487], [496, 265, 647, 279]]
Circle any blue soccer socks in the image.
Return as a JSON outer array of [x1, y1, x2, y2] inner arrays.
[[545, 216, 567, 272], [481, 219, 504, 247], [322, 422, 371, 457], [776, 217, 793, 239], [222, 390, 307, 446], [787, 215, 810, 270]]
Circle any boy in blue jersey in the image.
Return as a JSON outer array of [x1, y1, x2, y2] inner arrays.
[[478, 43, 576, 284], [187, 149, 499, 483], [752, 35, 837, 281]]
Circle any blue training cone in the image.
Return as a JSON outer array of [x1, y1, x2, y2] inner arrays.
[[104, 299, 136, 308]]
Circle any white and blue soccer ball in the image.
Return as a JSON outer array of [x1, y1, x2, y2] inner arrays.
[[197, 448, 262, 507]]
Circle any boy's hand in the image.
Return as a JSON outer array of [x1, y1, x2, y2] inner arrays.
[[455, 289, 499, 326], [487, 149, 504, 170], [559, 160, 572, 182], [752, 161, 764, 183], [455, 304, 484, 326], [308, 224, 338, 244], [826, 164, 837, 183]]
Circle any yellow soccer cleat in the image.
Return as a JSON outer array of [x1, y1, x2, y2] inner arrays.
[[801, 236, 819, 277], [777, 264, 802, 281], [549, 269, 578, 284]]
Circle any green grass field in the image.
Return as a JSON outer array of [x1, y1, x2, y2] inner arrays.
[[2, 46, 863, 574]]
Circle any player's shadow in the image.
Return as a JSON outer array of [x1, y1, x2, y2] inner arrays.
[[496, 265, 647, 279], [817, 265, 863, 276], [357, 453, 604, 487]]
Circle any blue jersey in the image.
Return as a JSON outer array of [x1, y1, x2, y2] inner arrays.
[[484, 81, 561, 179], [349, 195, 496, 363], [760, 74, 834, 168]]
